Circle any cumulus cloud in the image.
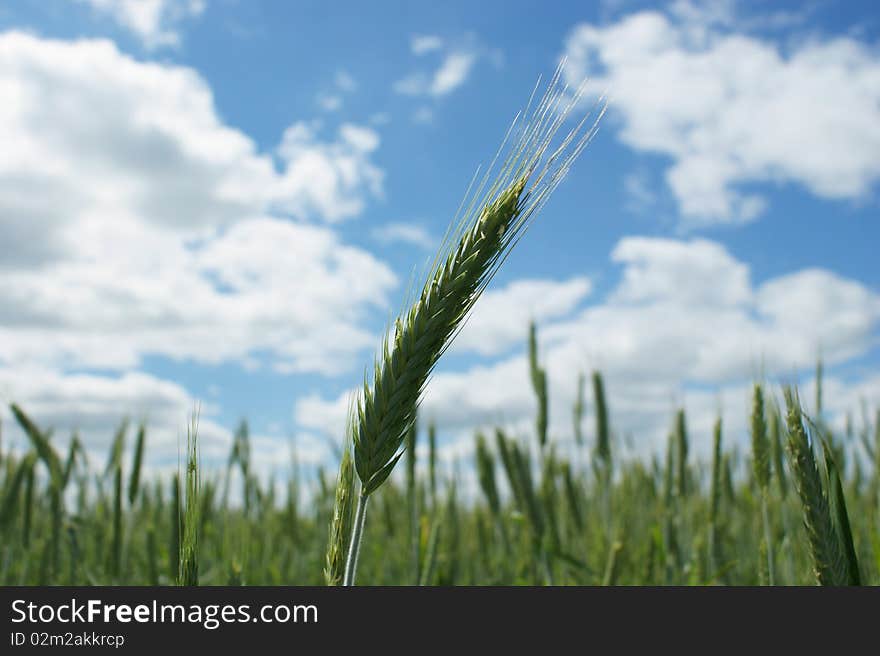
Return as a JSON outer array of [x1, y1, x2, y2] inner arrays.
[[1, 32, 384, 235], [297, 237, 880, 466], [74, 0, 205, 49], [562, 9, 880, 226], [0, 31, 394, 375], [610, 237, 750, 307], [1, 32, 270, 237], [275, 122, 384, 222], [0, 215, 396, 373], [550, 238, 880, 384]]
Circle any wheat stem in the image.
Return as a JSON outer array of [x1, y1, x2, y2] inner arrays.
[[760, 494, 775, 585], [342, 491, 368, 586]]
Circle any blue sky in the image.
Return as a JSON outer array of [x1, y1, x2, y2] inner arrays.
[[0, 0, 878, 484]]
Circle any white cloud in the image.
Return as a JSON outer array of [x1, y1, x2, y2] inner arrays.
[[0, 32, 384, 235], [610, 237, 750, 307], [430, 52, 477, 96], [1, 32, 272, 238], [411, 34, 444, 55], [297, 237, 880, 464], [0, 216, 396, 373], [548, 238, 880, 385], [0, 32, 394, 375], [755, 269, 880, 366], [666, 0, 736, 30], [394, 51, 477, 97], [371, 223, 434, 250], [275, 121, 384, 222], [394, 32, 486, 99], [562, 10, 880, 226], [339, 124, 380, 152], [74, 0, 205, 49]]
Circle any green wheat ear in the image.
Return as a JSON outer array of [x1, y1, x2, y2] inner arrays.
[[528, 321, 549, 452], [324, 429, 354, 586], [751, 383, 774, 584], [783, 387, 858, 586], [751, 384, 770, 490], [341, 64, 604, 585], [572, 372, 586, 447], [592, 370, 610, 471]]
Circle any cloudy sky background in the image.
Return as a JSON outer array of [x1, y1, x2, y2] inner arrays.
[[0, 0, 878, 493]]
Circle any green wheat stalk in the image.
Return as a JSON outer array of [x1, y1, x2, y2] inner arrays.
[[178, 412, 200, 586], [10, 404, 63, 577], [750, 384, 774, 584], [0, 452, 36, 529], [573, 372, 585, 448], [428, 421, 437, 510], [324, 433, 354, 586], [674, 408, 688, 499], [561, 461, 583, 532], [341, 67, 604, 585], [592, 371, 610, 472], [707, 417, 722, 582], [128, 423, 146, 506], [592, 371, 611, 535], [528, 321, 549, 453], [783, 388, 858, 585]]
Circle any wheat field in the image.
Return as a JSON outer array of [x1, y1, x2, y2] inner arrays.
[[0, 346, 877, 586]]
